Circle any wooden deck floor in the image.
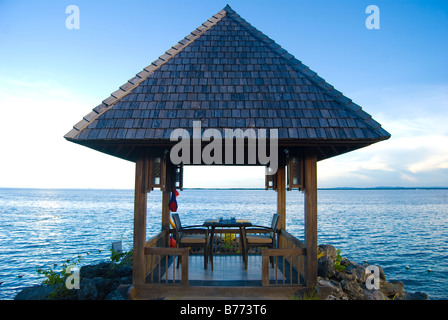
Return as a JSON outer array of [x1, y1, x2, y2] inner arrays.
[[136, 254, 306, 300], [161, 254, 295, 286]]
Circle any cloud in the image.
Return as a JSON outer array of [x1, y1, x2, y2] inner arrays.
[[319, 84, 448, 188], [0, 77, 135, 189], [407, 149, 448, 174], [319, 135, 448, 188], [1, 78, 447, 189]]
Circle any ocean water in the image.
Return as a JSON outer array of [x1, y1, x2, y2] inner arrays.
[[0, 188, 447, 300]]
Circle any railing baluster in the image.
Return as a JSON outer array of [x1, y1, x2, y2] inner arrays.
[[272, 256, 278, 284], [158, 255, 161, 284], [297, 256, 300, 285], [173, 254, 176, 283], [290, 255, 293, 285], [165, 254, 168, 284], [150, 254, 154, 284], [282, 256, 285, 284]]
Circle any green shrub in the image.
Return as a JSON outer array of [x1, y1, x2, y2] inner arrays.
[[36, 255, 83, 298], [334, 249, 346, 272]]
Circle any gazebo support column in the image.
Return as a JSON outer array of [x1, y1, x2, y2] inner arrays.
[[161, 189, 170, 247], [132, 157, 148, 286], [276, 161, 286, 248], [304, 152, 318, 288], [161, 159, 174, 247]]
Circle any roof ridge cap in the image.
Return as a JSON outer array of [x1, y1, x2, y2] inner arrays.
[[65, 8, 228, 140], [223, 4, 235, 13]]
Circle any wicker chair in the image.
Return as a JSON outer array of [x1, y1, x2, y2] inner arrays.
[[171, 213, 209, 269]]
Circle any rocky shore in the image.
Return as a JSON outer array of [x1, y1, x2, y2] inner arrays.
[[14, 244, 429, 300], [14, 260, 132, 300], [316, 244, 429, 300]]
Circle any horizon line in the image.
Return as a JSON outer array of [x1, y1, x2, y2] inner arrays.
[[1, 186, 448, 191]]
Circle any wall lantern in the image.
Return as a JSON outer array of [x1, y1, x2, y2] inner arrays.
[[287, 153, 304, 191], [146, 156, 166, 191], [174, 164, 183, 191], [146, 153, 183, 192], [265, 166, 277, 190]]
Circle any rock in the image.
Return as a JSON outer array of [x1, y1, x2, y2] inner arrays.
[[332, 269, 357, 282], [80, 262, 111, 279], [318, 245, 338, 279], [120, 276, 132, 284], [362, 288, 389, 300], [380, 280, 404, 298], [76, 262, 132, 300], [345, 263, 387, 284], [414, 292, 430, 300], [377, 265, 386, 281], [92, 277, 119, 300], [340, 258, 352, 267], [120, 265, 133, 276], [318, 256, 336, 278], [318, 279, 347, 300], [108, 265, 133, 279], [14, 285, 54, 300], [318, 245, 337, 261], [340, 280, 366, 300], [345, 264, 368, 284], [78, 278, 97, 300], [318, 278, 341, 291], [316, 244, 428, 300], [15, 260, 132, 300], [364, 263, 386, 281], [398, 291, 430, 300], [105, 289, 127, 300]]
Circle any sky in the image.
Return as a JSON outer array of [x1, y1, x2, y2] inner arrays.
[[0, 0, 447, 189]]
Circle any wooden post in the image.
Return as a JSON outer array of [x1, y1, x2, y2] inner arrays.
[[181, 250, 189, 287], [262, 253, 270, 286], [161, 190, 170, 246], [161, 159, 172, 247], [133, 157, 148, 286], [276, 160, 286, 248], [304, 152, 318, 288]]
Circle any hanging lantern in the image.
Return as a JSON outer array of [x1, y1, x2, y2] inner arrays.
[[146, 155, 166, 191], [287, 153, 304, 191], [265, 166, 277, 190], [174, 164, 183, 191]]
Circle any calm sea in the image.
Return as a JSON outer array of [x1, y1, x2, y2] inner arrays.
[[0, 188, 447, 300]]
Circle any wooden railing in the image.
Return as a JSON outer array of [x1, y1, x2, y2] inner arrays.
[[261, 248, 306, 286], [144, 247, 189, 286], [146, 230, 168, 248], [143, 229, 307, 288], [280, 230, 307, 285], [144, 230, 189, 286], [260, 230, 307, 287]]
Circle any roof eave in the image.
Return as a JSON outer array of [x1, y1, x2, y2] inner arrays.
[[65, 135, 390, 163]]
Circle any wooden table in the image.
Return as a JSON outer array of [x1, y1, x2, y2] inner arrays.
[[203, 219, 252, 270]]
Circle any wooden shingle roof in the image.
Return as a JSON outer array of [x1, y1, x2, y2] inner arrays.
[[65, 5, 390, 161]]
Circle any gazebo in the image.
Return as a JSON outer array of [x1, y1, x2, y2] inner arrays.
[[65, 5, 390, 299]]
